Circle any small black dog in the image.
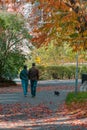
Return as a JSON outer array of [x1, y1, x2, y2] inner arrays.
[[54, 91, 60, 96]]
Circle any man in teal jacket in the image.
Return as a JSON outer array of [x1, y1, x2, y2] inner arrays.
[[20, 65, 28, 97]]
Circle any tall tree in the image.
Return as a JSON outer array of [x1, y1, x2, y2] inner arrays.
[[0, 12, 31, 78]]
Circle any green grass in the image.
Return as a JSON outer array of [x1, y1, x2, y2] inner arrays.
[[66, 92, 87, 104]]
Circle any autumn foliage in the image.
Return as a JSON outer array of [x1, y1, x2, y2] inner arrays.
[[30, 0, 87, 51], [0, 0, 87, 50]]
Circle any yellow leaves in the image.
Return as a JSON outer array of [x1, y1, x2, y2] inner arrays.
[[69, 35, 87, 52], [72, 43, 84, 52], [84, 41, 87, 50], [35, 57, 41, 64], [83, 30, 87, 37], [56, 27, 62, 31], [61, 13, 76, 23]]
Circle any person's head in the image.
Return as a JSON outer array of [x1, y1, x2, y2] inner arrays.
[[32, 63, 36, 67], [24, 65, 27, 69]]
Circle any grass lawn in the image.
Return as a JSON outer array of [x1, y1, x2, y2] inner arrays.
[[66, 92, 87, 104]]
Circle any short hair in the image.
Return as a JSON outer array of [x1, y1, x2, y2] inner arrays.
[[32, 63, 35, 66], [24, 65, 27, 69]]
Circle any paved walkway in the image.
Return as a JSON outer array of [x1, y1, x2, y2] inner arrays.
[[0, 90, 68, 109], [0, 80, 87, 130], [14, 78, 81, 86]]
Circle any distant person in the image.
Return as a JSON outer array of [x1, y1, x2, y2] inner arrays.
[[28, 63, 39, 97], [20, 65, 28, 97]]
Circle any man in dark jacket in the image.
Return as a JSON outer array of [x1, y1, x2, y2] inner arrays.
[[20, 65, 28, 97], [28, 63, 39, 97]]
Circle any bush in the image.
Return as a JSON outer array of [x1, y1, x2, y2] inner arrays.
[[37, 65, 87, 80]]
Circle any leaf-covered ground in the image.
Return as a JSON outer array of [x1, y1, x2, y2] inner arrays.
[[0, 85, 87, 130]]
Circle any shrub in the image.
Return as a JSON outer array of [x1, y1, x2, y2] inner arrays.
[[37, 65, 87, 80]]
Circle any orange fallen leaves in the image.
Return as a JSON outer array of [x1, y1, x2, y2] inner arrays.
[[56, 102, 87, 128], [67, 101, 87, 119], [57, 102, 87, 122], [0, 85, 87, 129]]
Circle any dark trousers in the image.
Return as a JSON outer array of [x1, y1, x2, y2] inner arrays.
[[30, 80, 37, 96], [21, 79, 28, 96]]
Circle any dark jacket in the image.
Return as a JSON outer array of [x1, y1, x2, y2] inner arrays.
[[20, 69, 28, 80], [28, 66, 39, 80]]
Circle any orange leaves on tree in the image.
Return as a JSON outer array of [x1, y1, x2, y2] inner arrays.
[[31, 32, 48, 48], [72, 44, 84, 52], [31, 22, 53, 47], [61, 12, 76, 23], [84, 41, 87, 50], [39, 0, 69, 13], [59, 1, 69, 11], [29, 0, 87, 51], [71, 37, 87, 52], [30, 1, 74, 48], [26, 0, 35, 3]]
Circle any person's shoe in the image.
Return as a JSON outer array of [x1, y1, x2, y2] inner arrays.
[[24, 95, 27, 97], [32, 95, 35, 98]]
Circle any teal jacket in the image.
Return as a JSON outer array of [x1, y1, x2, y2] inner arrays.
[[20, 69, 28, 81]]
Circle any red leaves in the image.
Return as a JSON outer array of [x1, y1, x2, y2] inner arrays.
[[0, 103, 52, 122], [55, 102, 87, 128], [66, 101, 87, 119]]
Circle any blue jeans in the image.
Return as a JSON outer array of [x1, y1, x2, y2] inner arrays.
[[21, 79, 28, 96], [30, 80, 37, 96]]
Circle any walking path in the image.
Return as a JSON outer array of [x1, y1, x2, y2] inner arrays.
[[0, 80, 87, 130], [14, 78, 81, 86]]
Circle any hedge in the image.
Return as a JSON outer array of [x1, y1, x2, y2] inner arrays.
[[37, 65, 87, 80]]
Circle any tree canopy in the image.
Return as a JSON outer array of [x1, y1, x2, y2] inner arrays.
[[0, 0, 86, 51], [30, 0, 87, 51]]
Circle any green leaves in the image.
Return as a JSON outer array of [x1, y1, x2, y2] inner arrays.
[[70, 32, 79, 38], [0, 13, 22, 31], [0, 12, 31, 78]]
